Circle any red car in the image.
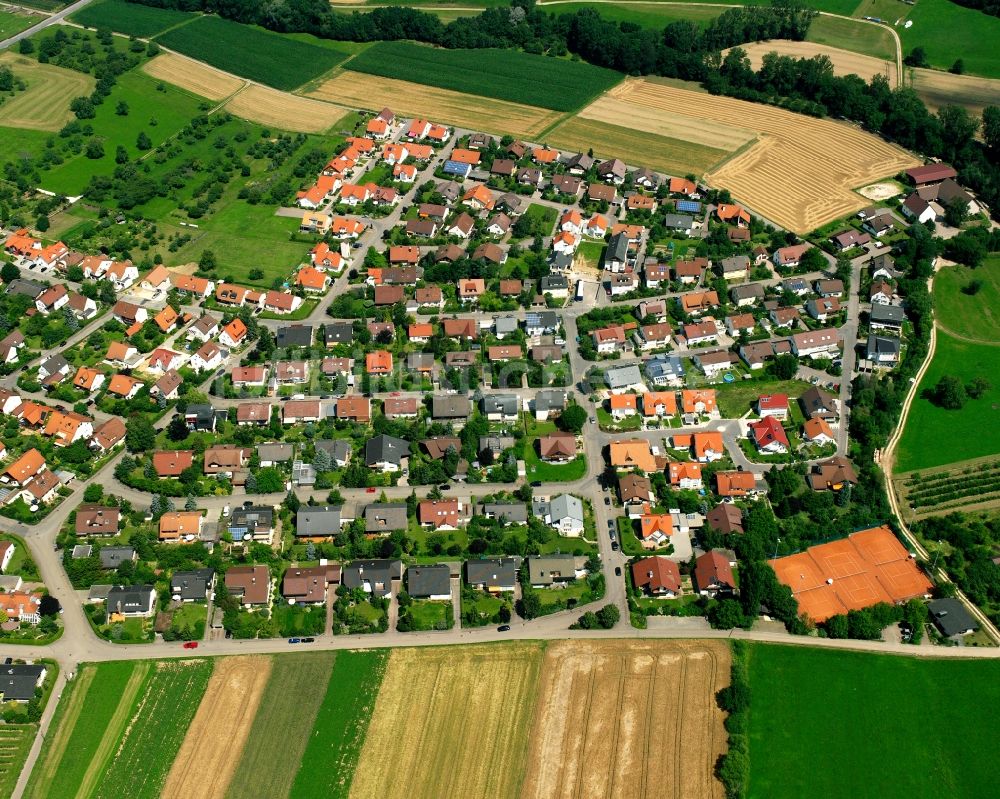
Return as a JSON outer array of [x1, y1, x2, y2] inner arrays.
[[366, 487, 376, 493], [182, 641, 199, 649]]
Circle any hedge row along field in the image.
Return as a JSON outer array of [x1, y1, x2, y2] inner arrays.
[[73, 0, 196, 38], [345, 41, 622, 112], [156, 15, 351, 91]]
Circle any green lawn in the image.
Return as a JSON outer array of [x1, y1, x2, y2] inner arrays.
[[345, 40, 622, 112], [290, 650, 387, 798], [535, 579, 593, 613], [748, 644, 1000, 798], [0, 126, 50, 162], [227, 653, 335, 799], [805, 13, 897, 61], [403, 599, 453, 631], [523, 444, 587, 483], [714, 378, 813, 419], [156, 16, 352, 91], [0, 9, 37, 39], [40, 71, 205, 196], [522, 203, 558, 236], [897, 0, 1000, 78], [895, 330, 1000, 472], [72, 0, 195, 37], [932, 255, 1000, 343], [273, 603, 326, 636]]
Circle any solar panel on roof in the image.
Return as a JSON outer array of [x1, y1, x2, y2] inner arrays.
[[677, 200, 701, 213]]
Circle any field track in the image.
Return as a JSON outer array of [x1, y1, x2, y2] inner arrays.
[[731, 40, 896, 87], [162, 656, 272, 799], [142, 52, 244, 101], [521, 640, 730, 799], [303, 73, 562, 140], [0, 52, 95, 131], [225, 84, 348, 133], [349, 643, 541, 799]]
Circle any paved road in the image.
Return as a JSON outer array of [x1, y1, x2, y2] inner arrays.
[[0, 0, 94, 52]]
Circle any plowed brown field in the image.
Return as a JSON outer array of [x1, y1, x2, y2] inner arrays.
[[580, 79, 918, 232], [521, 640, 730, 799], [911, 68, 1000, 116], [303, 73, 562, 139], [142, 52, 244, 101], [161, 656, 272, 799], [349, 643, 542, 799]]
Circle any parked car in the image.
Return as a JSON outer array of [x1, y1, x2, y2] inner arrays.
[[607, 520, 614, 530], [288, 638, 301, 644], [182, 641, 198, 649], [611, 541, 619, 551], [615, 567, 622, 576], [366, 487, 376, 493], [497, 625, 510, 632], [604, 497, 610, 505], [301, 637, 315, 643]]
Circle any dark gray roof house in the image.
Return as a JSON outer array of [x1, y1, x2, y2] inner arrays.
[[540, 274, 568, 293], [170, 569, 215, 601], [315, 439, 351, 465], [277, 324, 313, 349], [480, 393, 519, 418], [0, 664, 46, 702], [365, 434, 410, 468], [465, 557, 520, 591], [106, 584, 156, 617], [7, 279, 44, 299], [295, 505, 345, 538], [528, 554, 578, 586], [478, 502, 528, 525], [257, 443, 294, 465], [866, 334, 900, 362], [730, 283, 765, 303], [525, 311, 559, 334], [323, 322, 353, 346], [605, 364, 643, 390], [341, 559, 402, 597], [100, 546, 136, 570], [869, 304, 905, 329], [928, 597, 979, 638], [534, 389, 567, 415], [432, 395, 471, 419], [663, 213, 694, 232], [364, 503, 409, 533], [406, 564, 452, 599], [605, 232, 630, 268]]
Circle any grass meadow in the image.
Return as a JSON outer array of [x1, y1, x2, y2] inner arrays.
[[895, 330, 1000, 472], [345, 41, 622, 112], [747, 644, 1000, 798], [156, 16, 351, 91], [932, 255, 1000, 343], [290, 650, 388, 799], [806, 13, 897, 61], [226, 653, 336, 799], [0, 9, 38, 39], [72, 0, 195, 37], [897, 0, 1000, 79]]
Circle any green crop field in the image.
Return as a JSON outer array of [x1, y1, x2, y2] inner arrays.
[[895, 330, 1000, 472], [345, 41, 622, 112], [72, 0, 195, 38], [91, 660, 211, 799], [747, 644, 1000, 798], [290, 649, 387, 798], [0, 725, 35, 799], [896, 0, 1000, 79], [156, 16, 351, 91], [933, 255, 1000, 343], [24, 661, 138, 799], [806, 14, 897, 61], [227, 653, 336, 799]]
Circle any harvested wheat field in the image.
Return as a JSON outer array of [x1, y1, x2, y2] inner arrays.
[[225, 84, 347, 133], [142, 52, 244, 101], [548, 115, 731, 175], [731, 40, 895, 87], [161, 656, 272, 799], [304, 73, 562, 140], [584, 79, 918, 232], [0, 52, 95, 131], [522, 640, 730, 799], [349, 643, 542, 799], [911, 68, 1000, 116]]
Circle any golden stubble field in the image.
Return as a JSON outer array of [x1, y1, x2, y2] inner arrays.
[[521, 640, 731, 799], [349, 643, 543, 799], [142, 52, 244, 101], [731, 40, 896, 87], [303, 73, 563, 139], [578, 79, 919, 232], [225, 84, 349, 134], [161, 656, 272, 799]]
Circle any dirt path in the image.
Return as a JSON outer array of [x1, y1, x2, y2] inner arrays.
[[73, 662, 150, 799], [161, 656, 272, 799]]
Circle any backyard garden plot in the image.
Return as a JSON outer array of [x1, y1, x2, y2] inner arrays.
[[304, 73, 562, 140], [747, 644, 1000, 798], [291, 649, 387, 799], [142, 52, 244, 101], [226, 653, 335, 799], [732, 40, 895, 86], [344, 41, 622, 112], [224, 84, 347, 134], [163, 656, 270, 799], [577, 78, 918, 231], [522, 640, 730, 799], [349, 643, 542, 799], [156, 15, 351, 91], [0, 52, 95, 132], [72, 0, 195, 38]]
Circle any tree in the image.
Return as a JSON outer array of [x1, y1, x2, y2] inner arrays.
[[115, 145, 129, 165], [708, 598, 747, 629], [18, 38, 33, 54], [125, 415, 155, 453], [518, 590, 541, 620], [85, 139, 104, 160], [284, 490, 300, 514], [966, 376, 991, 399], [166, 415, 189, 442], [770, 353, 798, 380], [0, 262, 20, 284], [950, 58, 964, 75], [136, 130, 152, 151], [83, 483, 103, 503], [185, 494, 197, 511], [199, 249, 217, 272], [313, 448, 332, 472], [983, 106, 1000, 157], [904, 47, 929, 68], [115, 100, 129, 116], [244, 472, 258, 493], [931, 374, 967, 410], [35, 215, 49, 232], [596, 603, 620, 629], [558, 403, 588, 434]]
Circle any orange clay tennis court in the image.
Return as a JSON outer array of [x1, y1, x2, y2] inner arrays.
[[769, 525, 933, 622]]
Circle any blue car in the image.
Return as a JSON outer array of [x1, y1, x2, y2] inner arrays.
[[288, 638, 301, 644]]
